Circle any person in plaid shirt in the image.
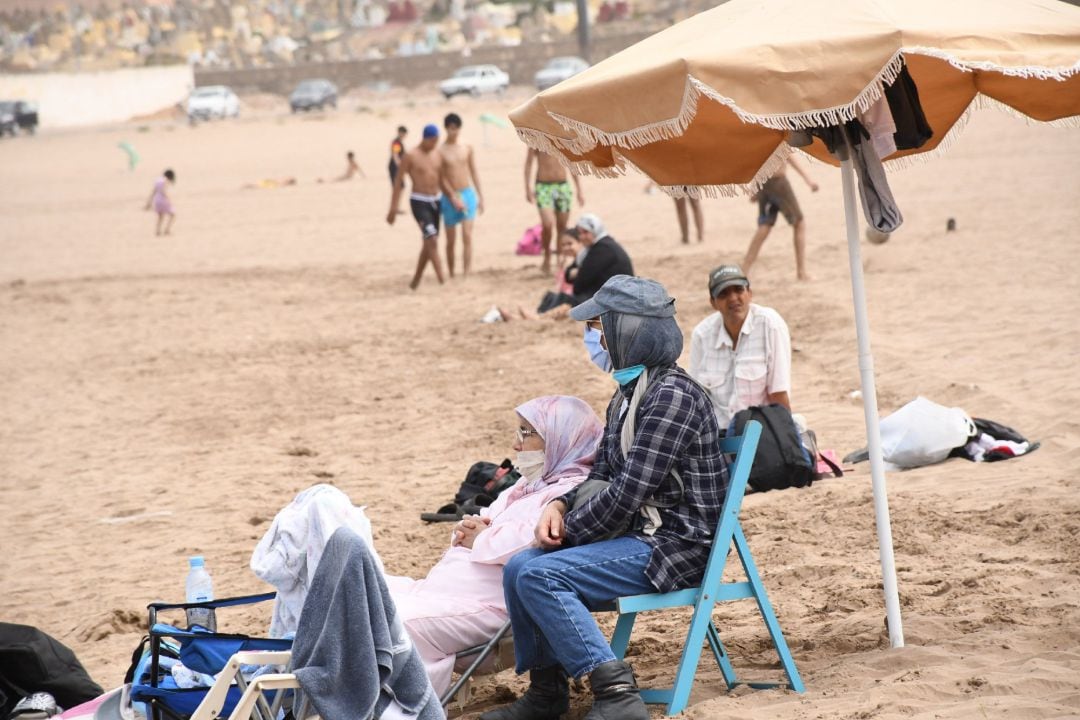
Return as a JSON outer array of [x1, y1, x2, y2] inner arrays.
[[481, 275, 729, 720]]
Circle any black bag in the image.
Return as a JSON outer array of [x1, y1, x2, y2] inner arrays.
[[454, 459, 520, 506], [0, 623, 104, 718], [729, 404, 818, 493], [421, 459, 522, 522]]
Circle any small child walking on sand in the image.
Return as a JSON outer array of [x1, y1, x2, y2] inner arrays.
[[145, 169, 176, 236]]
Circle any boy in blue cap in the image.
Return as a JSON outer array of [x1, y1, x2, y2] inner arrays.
[[387, 123, 447, 289]]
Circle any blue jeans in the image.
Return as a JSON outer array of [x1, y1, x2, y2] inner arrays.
[[503, 536, 655, 679]]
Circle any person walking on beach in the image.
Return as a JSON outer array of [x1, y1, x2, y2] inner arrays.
[[387, 124, 447, 290], [646, 181, 704, 244], [439, 113, 484, 278], [742, 156, 818, 280], [388, 125, 407, 187], [145, 169, 176, 236], [525, 149, 583, 275]]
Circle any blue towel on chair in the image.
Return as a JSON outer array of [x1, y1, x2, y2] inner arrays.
[[291, 527, 443, 720]]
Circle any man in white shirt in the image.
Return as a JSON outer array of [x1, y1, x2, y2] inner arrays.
[[689, 264, 792, 430]]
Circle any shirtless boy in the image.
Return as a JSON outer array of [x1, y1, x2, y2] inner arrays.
[[439, 113, 484, 278], [524, 149, 583, 274], [387, 124, 447, 290], [742, 156, 819, 280]]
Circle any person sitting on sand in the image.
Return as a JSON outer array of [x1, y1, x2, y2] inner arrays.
[[562, 213, 633, 306], [498, 233, 579, 321], [385, 395, 602, 697], [336, 151, 365, 181], [144, 168, 176, 236], [242, 177, 298, 190], [689, 264, 792, 429]]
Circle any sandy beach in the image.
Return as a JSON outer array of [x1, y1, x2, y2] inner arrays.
[[1, 89, 1078, 719]]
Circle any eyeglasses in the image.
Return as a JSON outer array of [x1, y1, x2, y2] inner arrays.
[[516, 426, 541, 443]]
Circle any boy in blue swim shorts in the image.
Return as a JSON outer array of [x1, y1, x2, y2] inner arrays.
[[438, 113, 485, 278]]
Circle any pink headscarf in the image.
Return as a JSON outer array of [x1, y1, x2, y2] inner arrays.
[[511, 395, 603, 496]]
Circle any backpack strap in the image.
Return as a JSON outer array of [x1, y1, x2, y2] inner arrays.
[[817, 451, 844, 478]]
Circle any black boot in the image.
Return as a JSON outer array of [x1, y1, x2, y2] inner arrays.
[[478, 666, 569, 720], [583, 660, 649, 720]]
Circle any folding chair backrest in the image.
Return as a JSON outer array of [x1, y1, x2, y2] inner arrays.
[[696, 421, 762, 593]]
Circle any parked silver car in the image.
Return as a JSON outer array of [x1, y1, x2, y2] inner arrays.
[[186, 86, 240, 121], [440, 65, 510, 99], [534, 57, 590, 90]]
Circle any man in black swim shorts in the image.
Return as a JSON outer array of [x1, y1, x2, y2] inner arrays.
[[387, 123, 447, 290]]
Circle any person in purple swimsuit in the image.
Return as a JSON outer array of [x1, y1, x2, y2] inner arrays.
[[145, 168, 176, 236]]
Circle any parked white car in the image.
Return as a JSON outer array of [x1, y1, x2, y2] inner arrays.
[[186, 86, 240, 121], [534, 56, 590, 90], [439, 65, 510, 99]]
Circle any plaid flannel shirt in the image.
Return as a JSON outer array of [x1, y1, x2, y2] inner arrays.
[[560, 366, 729, 592]]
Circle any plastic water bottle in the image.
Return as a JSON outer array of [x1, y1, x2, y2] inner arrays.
[[185, 556, 216, 631]]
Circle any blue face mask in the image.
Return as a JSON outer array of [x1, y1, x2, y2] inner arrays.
[[583, 326, 612, 373], [612, 365, 646, 385]]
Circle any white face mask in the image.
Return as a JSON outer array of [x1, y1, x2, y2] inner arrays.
[[515, 450, 546, 482]]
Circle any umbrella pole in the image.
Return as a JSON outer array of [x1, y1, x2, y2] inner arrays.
[[840, 157, 905, 648]]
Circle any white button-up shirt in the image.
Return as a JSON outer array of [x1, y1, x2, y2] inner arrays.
[[689, 303, 792, 429]]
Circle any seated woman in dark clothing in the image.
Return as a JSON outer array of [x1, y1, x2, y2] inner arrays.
[[502, 213, 634, 322]]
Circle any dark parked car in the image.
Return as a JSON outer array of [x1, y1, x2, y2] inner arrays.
[[0, 106, 14, 137], [0, 100, 37, 135], [289, 79, 338, 112]]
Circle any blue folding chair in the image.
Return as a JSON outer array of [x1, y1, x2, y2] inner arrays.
[[607, 420, 804, 715]]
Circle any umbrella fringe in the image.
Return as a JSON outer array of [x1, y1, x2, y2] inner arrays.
[[882, 92, 1080, 172], [658, 142, 793, 199], [971, 93, 1080, 129], [903, 46, 1080, 81], [546, 78, 702, 153], [515, 48, 1078, 157], [689, 51, 906, 132], [515, 125, 636, 180]]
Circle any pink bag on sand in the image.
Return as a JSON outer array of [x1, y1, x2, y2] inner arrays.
[[516, 224, 543, 256]]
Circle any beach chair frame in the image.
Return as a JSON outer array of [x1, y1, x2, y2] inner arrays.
[[607, 420, 805, 715], [132, 593, 290, 720], [440, 618, 513, 708]]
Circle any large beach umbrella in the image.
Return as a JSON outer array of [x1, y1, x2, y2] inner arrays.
[[510, 0, 1080, 649]]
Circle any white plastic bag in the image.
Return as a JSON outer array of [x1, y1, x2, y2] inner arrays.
[[879, 396, 975, 469]]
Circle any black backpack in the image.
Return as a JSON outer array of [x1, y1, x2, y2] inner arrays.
[[421, 459, 522, 522], [0, 623, 104, 718], [729, 404, 817, 493]]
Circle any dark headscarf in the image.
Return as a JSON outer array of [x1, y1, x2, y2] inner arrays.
[[602, 311, 683, 371]]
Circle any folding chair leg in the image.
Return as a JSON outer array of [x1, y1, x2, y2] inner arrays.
[[705, 621, 738, 689], [734, 527, 805, 693], [609, 612, 637, 659], [662, 598, 719, 716], [441, 619, 513, 707]]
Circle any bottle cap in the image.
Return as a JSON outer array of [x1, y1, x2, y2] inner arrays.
[[189, 556, 205, 567]]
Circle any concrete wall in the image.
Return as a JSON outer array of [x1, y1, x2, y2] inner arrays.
[[193, 32, 654, 95], [0, 65, 194, 128]]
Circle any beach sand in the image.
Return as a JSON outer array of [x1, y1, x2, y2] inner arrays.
[[1, 90, 1078, 719]]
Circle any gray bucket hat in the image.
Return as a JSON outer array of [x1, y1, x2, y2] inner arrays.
[[570, 275, 676, 321]]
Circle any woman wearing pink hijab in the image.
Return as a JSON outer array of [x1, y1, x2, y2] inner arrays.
[[385, 395, 603, 696]]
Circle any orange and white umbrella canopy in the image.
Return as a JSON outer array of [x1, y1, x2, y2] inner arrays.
[[510, 0, 1080, 196]]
